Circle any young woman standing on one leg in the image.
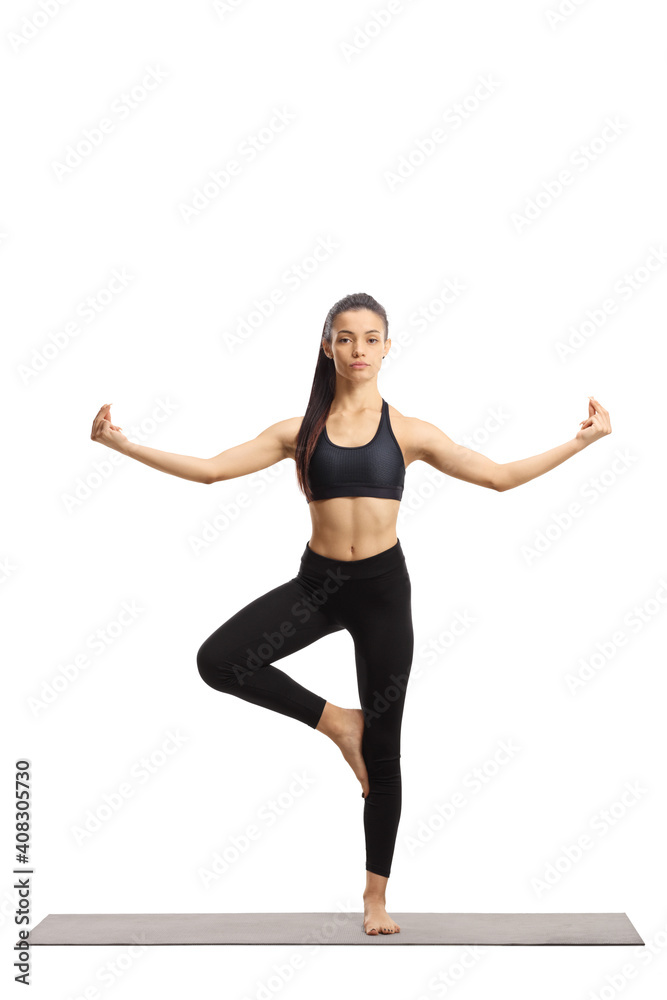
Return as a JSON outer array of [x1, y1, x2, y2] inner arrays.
[[90, 291, 611, 935]]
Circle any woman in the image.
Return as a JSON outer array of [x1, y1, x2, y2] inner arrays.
[[90, 291, 611, 935]]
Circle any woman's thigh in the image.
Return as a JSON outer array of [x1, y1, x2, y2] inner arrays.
[[345, 571, 414, 753], [197, 574, 344, 680]]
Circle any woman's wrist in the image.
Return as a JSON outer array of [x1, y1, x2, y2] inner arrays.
[[119, 438, 136, 457]]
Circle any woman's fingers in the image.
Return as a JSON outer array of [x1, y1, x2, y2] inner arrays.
[[91, 407, 103, 438], [92, 404, 106, 428], [583, 398, 611, 434], [590, 398, 611, 433], [91, 403, 116, 440], [580, 414, 611, 438], [588, 396, 609, 419]]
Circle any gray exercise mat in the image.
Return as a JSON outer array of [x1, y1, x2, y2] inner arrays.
[[28, 911, 643, 945]]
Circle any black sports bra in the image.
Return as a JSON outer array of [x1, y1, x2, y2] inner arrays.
[[306, 398, 405, 502]]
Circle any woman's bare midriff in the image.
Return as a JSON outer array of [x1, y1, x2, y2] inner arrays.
[[308, 496, 401, 561]]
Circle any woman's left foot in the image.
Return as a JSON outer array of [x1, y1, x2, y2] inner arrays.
[[317, 705, 369, 798], [363, 897, 401, 934]]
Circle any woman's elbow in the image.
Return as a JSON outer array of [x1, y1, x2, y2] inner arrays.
[[491, 465, 513, 491]]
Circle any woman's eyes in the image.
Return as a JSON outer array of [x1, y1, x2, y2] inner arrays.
[[341, 337, 378, 344]]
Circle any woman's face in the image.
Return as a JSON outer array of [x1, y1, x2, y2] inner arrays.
[[324, 309, 389, 380]]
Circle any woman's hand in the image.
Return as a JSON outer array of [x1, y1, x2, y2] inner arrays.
[[90, 403, 130, 453], [575, 396, 612, 448]]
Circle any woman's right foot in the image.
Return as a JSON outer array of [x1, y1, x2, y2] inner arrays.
[[317, 704, 369, 798]]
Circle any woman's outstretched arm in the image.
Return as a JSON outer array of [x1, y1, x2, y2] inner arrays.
[[89, 403, 295, 484], [415, 396, 612, 492]]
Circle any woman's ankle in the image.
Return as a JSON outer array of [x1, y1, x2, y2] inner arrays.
[[364, 871, 389, 902], [315, 701, 342, 737]]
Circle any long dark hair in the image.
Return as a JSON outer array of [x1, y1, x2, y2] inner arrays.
[[295, 291, 389, 503]]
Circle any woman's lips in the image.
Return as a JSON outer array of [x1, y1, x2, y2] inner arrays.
[[350, 363, 368, 367]]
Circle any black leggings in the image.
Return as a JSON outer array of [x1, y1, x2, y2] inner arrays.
[[196, 538, 414, 878]]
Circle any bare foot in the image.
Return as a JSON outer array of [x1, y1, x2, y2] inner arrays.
[[363, 896, 401, 935], [316, 703, 369, 798]]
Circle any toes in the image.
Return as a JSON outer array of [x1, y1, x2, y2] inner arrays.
[[364, 914, 400, 935]]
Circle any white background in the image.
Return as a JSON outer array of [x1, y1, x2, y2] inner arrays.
[[2, 0, 666, 996]]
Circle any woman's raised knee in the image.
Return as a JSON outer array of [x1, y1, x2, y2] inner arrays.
[[196, 641, 240, 691]]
